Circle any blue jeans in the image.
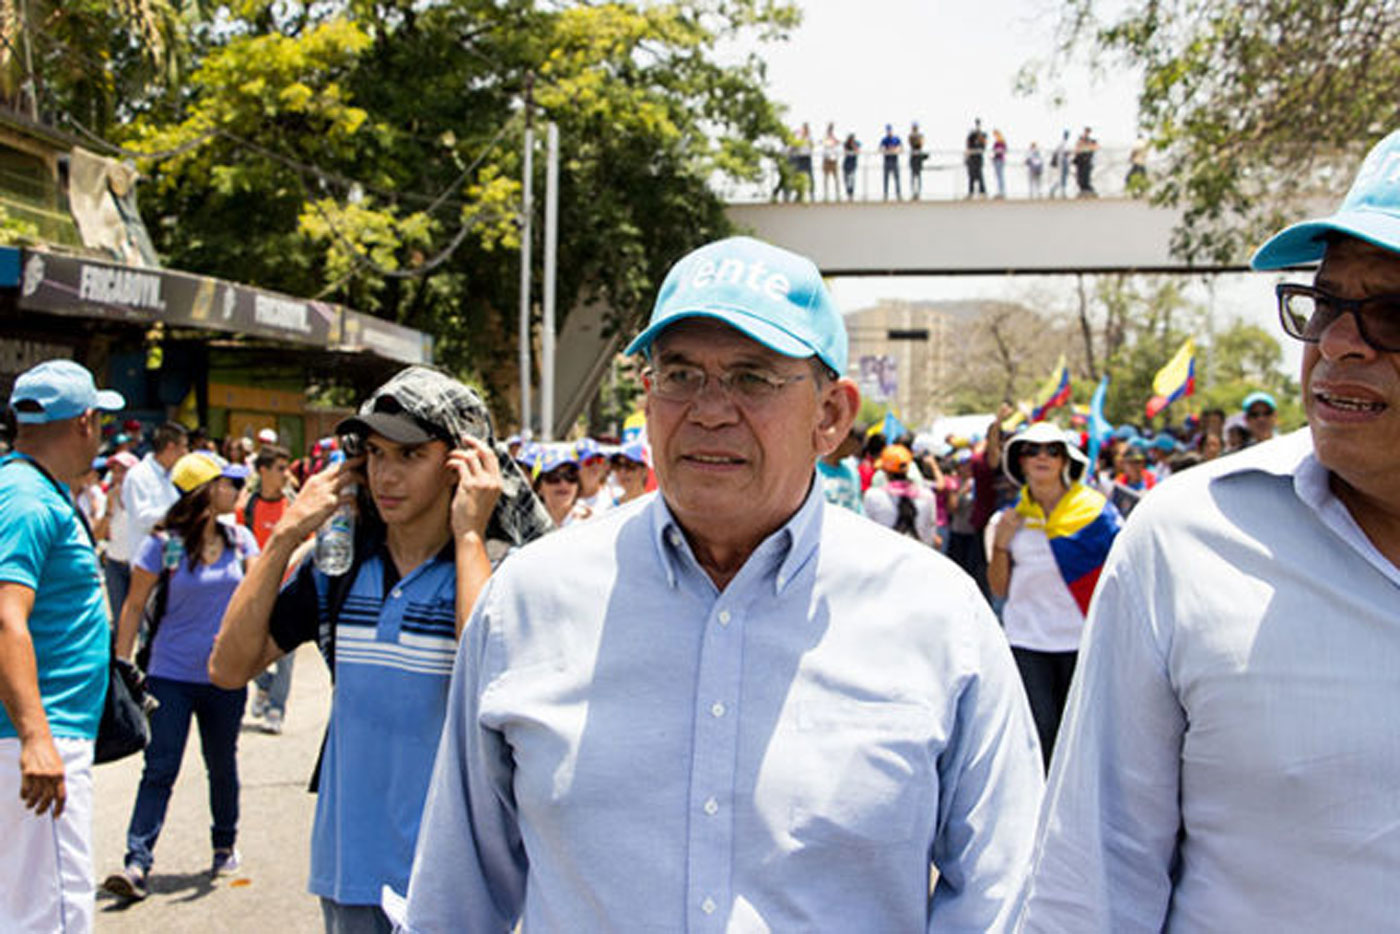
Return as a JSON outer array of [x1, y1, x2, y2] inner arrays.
[[882, 155, 900, 200], [254, 652, 296, 716], [103, 556, 130, 627], [124, 676, 246, 870]]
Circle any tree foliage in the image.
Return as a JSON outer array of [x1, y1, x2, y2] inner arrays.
[[23, 0, 797, 423], [1037, 0, 1400, 264], [942, 275, 1296, 430]]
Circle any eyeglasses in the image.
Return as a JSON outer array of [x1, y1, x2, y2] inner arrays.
[[539, 467, 578, 485], [645, 363, 810, 405], [1275, 283, 1400, 353], [611, 458, 644, 470], [1018, 442, 1066, 459], [1245, 407, 1274, 419]]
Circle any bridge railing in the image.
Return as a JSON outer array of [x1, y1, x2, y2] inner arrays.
[[717, 145, 1142, 204]]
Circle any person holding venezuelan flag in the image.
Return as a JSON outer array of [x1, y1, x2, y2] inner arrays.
[[987, 422, 1122, 768]]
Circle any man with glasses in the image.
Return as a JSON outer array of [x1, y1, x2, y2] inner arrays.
[[1020, 131, 1400, 929], [404, 236, 1043, 932], [1, 360, 124, 932]]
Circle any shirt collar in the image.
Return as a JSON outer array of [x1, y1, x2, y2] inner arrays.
[[1214, 428, 1400, 586], [648, 471, 825, 595]]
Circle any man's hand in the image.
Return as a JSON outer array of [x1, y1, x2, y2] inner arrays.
[[447, 438, 503, 540], [272, 458, 362, 545], [19, 734, 65, 818]]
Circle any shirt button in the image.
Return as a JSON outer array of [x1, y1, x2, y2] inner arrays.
[[710, 702, 726, 718], [391, 588, 403, 599], [704, 797, 719, 816], [701, 897, 717, 914], [717, 610, 731, 626], [668, 531, 682, 547]]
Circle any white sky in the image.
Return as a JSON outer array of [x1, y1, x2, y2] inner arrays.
[[729, 0, 1306, 378]]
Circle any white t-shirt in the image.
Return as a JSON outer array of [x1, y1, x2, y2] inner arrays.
[[1001, 525, 1084, 652]]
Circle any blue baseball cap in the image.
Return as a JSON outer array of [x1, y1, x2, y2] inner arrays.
[[532, 443, 579, 480], [613, 440, 649, 466], [1253, 130, 1400, 269], [574, 437, 606, 462], [1242, 390, 1277, 413], [9, 359, 124, 424], [624, 236, 848, 375]]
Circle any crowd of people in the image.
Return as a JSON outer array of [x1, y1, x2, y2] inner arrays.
[[2, 129, 1399, 933], [774, 119, 1150, 202]]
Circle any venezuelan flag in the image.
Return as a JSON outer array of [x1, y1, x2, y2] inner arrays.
[[621, 410, 647, 442], [1014, 483, 1122, 615], [1145, 338, 1196, 419], [1030, 355, 1072, 423]]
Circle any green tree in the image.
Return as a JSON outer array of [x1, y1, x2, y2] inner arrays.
[[1035, 0, 1400, 263], [37, 0, 798, 423]]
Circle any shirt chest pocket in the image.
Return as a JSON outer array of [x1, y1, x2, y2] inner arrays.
[[773, 700, 936, 848]]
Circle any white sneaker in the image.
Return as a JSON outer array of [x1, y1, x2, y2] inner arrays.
[[263, 709, 283, 735], [248, 690, 268, 720]]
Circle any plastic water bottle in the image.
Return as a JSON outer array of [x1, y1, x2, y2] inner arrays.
[[314, 485, 356, 576]]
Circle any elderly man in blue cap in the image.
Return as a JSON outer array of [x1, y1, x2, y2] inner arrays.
[[404, 236, 1043, 932], [1020, 132, 1400, 930], [0, 359, 124, 933]]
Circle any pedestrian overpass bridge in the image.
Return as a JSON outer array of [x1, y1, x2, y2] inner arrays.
[[551, 196, 1252, 437], [726, 197, 1247, 277]]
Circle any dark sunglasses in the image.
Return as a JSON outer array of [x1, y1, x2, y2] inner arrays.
[[1018, 442, 1066, 459], [540, 467, 579, 484], [1245, 407, 1274, 419]]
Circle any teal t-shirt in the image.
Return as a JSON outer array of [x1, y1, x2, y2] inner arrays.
[[817, 457, 864, 516], [0, 454, 110, 740]]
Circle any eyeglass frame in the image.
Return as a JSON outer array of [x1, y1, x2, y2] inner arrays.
[[1274, 282, 1400, 353], [643, 363, 814, 405]]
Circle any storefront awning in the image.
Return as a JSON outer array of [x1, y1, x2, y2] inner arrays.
[[14, 248, 433, 365]]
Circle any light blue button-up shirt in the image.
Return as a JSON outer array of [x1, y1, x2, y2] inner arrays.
[[404, 480, 1042, 932], [1019, 430, 1400, 932]]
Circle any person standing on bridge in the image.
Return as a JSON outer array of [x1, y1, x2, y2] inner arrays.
[[1072, 126, 1098, 197], [1026, 142, 1045, 198], [1049, 129, 1071, 198], [879, 123, 902, 200], [909, 121, 926, 199], [966, 118, 988, 198], [841, 131, 860, 200], [1019, 129, 1400, 930], [401, 236, 1043, 932]]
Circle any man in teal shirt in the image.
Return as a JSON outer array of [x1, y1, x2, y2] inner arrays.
[[0, 359, 124, 933]]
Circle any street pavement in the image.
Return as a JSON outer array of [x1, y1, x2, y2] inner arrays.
[[93, 644, 329, 932]]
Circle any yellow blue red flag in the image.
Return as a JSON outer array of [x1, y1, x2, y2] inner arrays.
[[1030, 355, 1072, 422], [1145, 338, 1196, 418]]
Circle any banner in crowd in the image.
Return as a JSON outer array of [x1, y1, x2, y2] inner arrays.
[[858, 354, 898, 402], [1087, 374, 1113, 468]]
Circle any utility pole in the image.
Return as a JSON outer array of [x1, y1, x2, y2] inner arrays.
[[517, 72, 534, 435], [541, 121, 559, 441]]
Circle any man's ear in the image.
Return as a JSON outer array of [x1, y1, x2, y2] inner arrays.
[[813, 378, 860, 458]]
